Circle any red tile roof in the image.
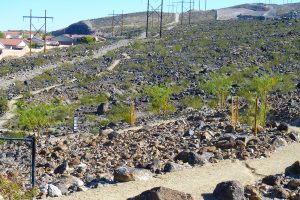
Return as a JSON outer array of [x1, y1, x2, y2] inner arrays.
[[0, 39, 25, 46]]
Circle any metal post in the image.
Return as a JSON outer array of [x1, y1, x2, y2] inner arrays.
[[181, 1, 184, 25], [159, 0, 164, 38], [112, 10, 115, 37], [205, 0, 207, 11], [31, 136, 36, 188], [189, 0, 192, 24], [146, 0, 150, 38], [199, 0, 201, 10], [121, 11, 124, 36]]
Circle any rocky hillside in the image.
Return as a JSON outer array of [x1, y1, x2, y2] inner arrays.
[[52, 12, 176, 37], [217, 2, 300, 20], [52, 3, 300, 36]]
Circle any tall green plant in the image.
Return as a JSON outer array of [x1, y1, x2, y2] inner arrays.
[[201, 74, 232, 108], [145, 85, 175, 114]]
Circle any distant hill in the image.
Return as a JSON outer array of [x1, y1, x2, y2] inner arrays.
[[217, 2, 300, 20], [52, 12, 176, 37], [52, 2, 300, 36]]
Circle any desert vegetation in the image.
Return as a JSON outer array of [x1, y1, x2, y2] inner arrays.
[[0, 12, 299, 199]]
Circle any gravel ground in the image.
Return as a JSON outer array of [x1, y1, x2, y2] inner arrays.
[[49, 140, 300, 200]]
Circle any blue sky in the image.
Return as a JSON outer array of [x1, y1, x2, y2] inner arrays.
[[0, 0, 297, 31]]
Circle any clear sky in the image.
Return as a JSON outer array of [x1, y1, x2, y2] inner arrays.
[[0, 0, 297, 31]]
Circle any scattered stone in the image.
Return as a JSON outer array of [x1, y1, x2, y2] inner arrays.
[[54, 161, 69, 174], [225, 125, 235, 133], [277, 122, 289, 132], [127, 187, 195, 200], [261, 175, 282, 186], [213, 180, 245, 200], [244, 185, 262, 200], [287, 179, 300, 189], [96, 102, 109, 115], [48, 184, 62, 197], [272, 137, 287, 147], [285, 161, 300, 177], [174, 151, 207, 166], [163, 162, 192, 173], [114, 166, 153, 182], [270, 186, 291, 199], [289, 132, 300, 142]]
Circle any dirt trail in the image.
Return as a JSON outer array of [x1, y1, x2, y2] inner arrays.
[[50, 140, 300, 200], [0, 39, 131, 90], [0, 79, 76, 132]]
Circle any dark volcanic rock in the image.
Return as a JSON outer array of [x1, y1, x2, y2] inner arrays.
[[163, 162, 191, 173], [174, 151, 207, 166], [244, 185, 262, 200], [96, 102, 109, 115], [277, 122, 289, 132], [270, 186, 291, 199], [261, 175, 282, 186], [213, 180, 245, 200], [128, 187, 194, 200], [285, 161, 300, 178]]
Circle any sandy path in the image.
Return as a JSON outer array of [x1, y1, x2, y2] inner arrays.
[[50, 137, 300, 200]]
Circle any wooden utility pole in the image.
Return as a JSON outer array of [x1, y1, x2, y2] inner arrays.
[[146, 0, 164, 38], [23, 10, 54, 56]]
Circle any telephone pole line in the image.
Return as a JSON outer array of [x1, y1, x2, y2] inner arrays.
[[23, 9, 53, 56], [109, 10, 124, 37], [146, 0, 164, 38], [174, 0, 193, 25]]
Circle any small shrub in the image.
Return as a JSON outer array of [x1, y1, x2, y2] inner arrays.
[[145, 85, 176, 114], [0, 96, 8, 115], [181, 96, 203, 110], [0, 175, 38, 200]]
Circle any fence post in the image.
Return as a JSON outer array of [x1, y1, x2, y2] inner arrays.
[[31, 136, 36, 188]]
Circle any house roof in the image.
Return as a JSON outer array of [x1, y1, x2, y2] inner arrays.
[[4, 31, 22, 36], [0, 39, 25, 46]]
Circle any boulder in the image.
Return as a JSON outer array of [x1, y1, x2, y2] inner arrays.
[[55, 175, 84, 195], [289, 132, 300, 142], [270, 186, 290, 199], [97, 102, 109, 115], [261, 175, 282, 186], [225, 125, 235, 133], [213, 180, 245, 200], [0, 194, 4, 200], [287, 179, 300, 189], [277, 122, 289, 132], [163, 162, 192, 173], [48, 184, 62, 197], [128, 187, 194, 200], [271, 137, 287, 148], [54, 161, 69, 174], [285, 161, 300, 177], [114, 166, 153, 182], [174, 151, 208, 166], [244, 185, 262, 200]]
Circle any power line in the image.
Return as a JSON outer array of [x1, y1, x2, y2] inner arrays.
[[146, 0, 164, 38], [108, 10, 124, 37], [23, 10, 54, 56]]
